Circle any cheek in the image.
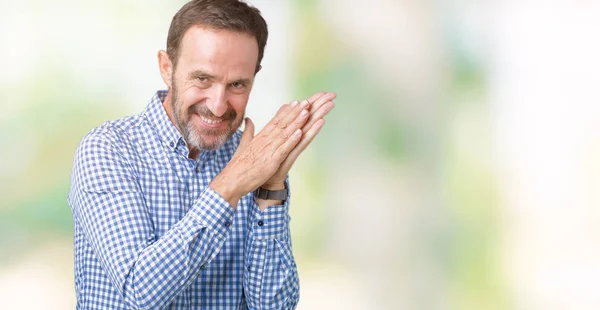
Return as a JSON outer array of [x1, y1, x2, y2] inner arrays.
[[179, 87, 206, 111], [228, 95, 249, 117]]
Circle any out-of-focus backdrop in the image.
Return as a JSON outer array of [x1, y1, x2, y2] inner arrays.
[[1, 1, 600, 309]]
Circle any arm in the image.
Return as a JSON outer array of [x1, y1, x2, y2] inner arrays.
[[244, 178, 300, 310], [242, 92, 337, 309], [209, 91, 336, 309], [68, 130, 234, 309]]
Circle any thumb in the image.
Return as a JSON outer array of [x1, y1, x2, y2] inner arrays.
[[239, 117, 254, 150]]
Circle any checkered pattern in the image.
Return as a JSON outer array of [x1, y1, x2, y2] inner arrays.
[[68, 91, 299, 309]]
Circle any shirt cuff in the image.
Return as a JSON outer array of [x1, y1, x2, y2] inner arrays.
[[187, 187, 235, 241], [250, 179, 291, 240]]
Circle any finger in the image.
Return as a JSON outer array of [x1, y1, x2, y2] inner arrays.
[[279, 119, 326, 172], [307, 91, 327, 105], [303, 100, 334, 133], [276, 106, 310, 143], [267, 99, 300, 127], [238, 117, 255, 151], [272, 128, 303, 163], [270, 101, 294, 122], [267, 99, 309, 138], [271, 93, 333, 141], [309, 92, 337, 114], [265, 100, 298, 131], [282, 99, 311, 126]]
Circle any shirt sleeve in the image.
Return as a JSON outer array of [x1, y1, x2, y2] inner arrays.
[[243, 178, 300, 309], [68, 130, 234, 309]]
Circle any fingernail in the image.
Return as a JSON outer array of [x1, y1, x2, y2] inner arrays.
[[294, 129, 302, 137], [300, 109, 308, 117], [291, 100, 299, 106], [301, 100, 309, 107]]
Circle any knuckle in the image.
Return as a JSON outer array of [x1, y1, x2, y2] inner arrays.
[[296, 115, 307, 124], [278, 132, 290, 140], [278, 147, 288, 157]]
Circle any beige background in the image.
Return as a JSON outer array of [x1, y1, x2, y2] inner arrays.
[[1, 1, 600, 309]]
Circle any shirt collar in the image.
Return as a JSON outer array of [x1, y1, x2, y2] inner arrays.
[[143, 90, 184, 152]]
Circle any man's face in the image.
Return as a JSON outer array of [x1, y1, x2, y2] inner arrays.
[[169, 26, 258, 150]]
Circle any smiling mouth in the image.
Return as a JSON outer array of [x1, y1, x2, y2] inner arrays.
[[199, 115, 223, 124]]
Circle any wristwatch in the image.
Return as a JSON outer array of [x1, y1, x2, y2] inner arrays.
[[253, 186, 288, 201]]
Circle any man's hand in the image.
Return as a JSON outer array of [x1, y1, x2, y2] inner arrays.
[[260, 91, 336, 191], [209, 99, 313, 209]]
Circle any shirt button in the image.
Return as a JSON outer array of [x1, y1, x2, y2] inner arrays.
[[224, 221, 231, 227], [180, 140, 186, 146], [169, 142, 174, 147], [247, 266, 251, 272], [257, 220, 264, 226], [200, 265, 206, 270]]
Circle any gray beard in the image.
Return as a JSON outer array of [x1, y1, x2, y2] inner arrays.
[[170, 85, 240, 151]]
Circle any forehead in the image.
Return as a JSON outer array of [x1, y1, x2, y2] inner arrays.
[[176, 25, 259, 77]]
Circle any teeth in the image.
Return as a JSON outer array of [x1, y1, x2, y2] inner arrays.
[[200, 116, 223, 124]]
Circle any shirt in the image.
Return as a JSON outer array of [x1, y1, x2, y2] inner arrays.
[[67, 91, 299, 309]]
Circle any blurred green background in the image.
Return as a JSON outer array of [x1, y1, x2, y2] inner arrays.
[[2, 1, 600, 309]]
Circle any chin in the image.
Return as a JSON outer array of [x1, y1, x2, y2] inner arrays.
[[191, 132, 231, 151]]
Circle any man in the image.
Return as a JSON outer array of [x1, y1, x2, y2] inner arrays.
[[67, 0, 336, 309]]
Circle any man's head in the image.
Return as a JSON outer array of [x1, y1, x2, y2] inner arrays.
[[158, 0, 268, 152]]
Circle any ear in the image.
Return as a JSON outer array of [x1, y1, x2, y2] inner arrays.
[[158, 50, 173, 88]]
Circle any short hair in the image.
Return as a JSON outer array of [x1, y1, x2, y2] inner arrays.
[[167, 0, 268, 73]]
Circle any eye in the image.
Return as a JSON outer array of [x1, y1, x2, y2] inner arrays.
[[197, 77, 209, 83], [230, 81, 244, 89]]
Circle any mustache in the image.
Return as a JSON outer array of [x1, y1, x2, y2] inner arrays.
[[188, 104, 237, 121]]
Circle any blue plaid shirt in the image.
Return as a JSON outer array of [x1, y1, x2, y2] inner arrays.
[[68, 91, 299, 309]]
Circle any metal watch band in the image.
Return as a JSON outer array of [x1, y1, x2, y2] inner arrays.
[[253, 187, 288, 201]]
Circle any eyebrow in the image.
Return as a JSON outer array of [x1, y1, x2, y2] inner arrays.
[[230, 77, 253, 85]]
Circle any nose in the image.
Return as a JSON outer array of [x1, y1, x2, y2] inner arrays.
[[205, 85, 228, 117]]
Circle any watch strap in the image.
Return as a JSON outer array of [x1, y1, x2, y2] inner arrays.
[[253, 186, 288, 201]]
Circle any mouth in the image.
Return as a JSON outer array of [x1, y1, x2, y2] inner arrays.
[[195, 114, 225, 128]]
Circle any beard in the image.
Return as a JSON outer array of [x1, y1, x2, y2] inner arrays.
[[171, 81, 242, 151]]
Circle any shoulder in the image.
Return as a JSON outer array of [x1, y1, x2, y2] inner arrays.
[[75, 114, 148, 166], [72, 116, 146, 191], [79, 113, 147, 149]]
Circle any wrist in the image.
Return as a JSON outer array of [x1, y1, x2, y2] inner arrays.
[[254, 181, 287, 211], [260, 179, 286, 191], [210, 173, 242, 209]]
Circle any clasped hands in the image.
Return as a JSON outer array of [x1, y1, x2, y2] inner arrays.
[[210, 91, 336, 210]]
